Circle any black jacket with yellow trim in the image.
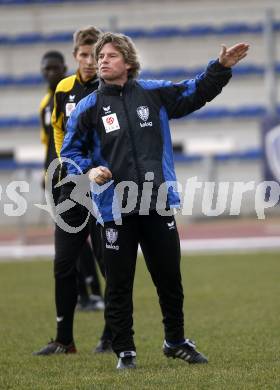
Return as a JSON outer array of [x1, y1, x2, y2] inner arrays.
[[40, 89, 57, 172], [52, 72, 99, 158]]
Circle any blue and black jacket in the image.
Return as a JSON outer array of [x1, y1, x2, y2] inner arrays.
[[61, 59, 232, 222]]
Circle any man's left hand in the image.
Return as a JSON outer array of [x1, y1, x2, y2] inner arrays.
[[219, 42, 250, 68]]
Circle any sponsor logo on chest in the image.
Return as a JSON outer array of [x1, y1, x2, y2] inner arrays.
[[65, 95, 76, 117], [102, 113, 120, 133]]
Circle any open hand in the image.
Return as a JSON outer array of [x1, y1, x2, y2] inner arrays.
[[219, 43, 249, 68], [88, 166, 112, 185]]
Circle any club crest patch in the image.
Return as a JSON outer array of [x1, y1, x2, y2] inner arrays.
[[105, 228, 119, 250], [106, 228, 118, 244], [137, 106, 149, 122]]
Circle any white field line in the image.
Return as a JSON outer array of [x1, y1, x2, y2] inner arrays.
[[0, 236, 280, 261]]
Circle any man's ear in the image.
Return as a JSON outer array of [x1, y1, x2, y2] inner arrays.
[[125, 63, 131, 71]]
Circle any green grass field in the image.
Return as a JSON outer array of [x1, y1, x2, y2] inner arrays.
[[0, 252, 279, 390]]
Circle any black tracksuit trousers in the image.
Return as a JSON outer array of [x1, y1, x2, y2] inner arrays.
[[54, 183, 111, 343], [102, 211, 185, 356]]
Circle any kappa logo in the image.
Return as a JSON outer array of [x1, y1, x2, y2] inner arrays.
[[103, 106, 111, 113], [105, 228, 119, 250], [69, 95, 75, 102], [137, 106, 153, 128]]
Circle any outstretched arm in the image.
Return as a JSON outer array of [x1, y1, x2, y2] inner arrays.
[[155, 42, 249, 119], [219, 42, 250, 68]]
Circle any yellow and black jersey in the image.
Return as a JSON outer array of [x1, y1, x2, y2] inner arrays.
[[52, 72, 99, 158], [40, 89, 58, 172]]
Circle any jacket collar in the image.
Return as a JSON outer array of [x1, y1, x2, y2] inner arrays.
[[76, 71, 99, 88], [98, 78, 135, 95]]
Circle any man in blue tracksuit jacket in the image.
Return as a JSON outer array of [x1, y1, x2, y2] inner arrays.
[[61, 32, 249, 369]]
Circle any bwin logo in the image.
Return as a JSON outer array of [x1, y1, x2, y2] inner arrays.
[[137, 106, 149, 122]]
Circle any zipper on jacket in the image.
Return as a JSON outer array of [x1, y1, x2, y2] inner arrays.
[[120, 90, 142, 185]]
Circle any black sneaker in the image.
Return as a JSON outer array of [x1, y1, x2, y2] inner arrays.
[[163, 339, 208, 364], [116, 351, 136, 370], [33, 339, 77, 356], [93, 339, 113, 353]]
